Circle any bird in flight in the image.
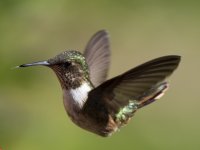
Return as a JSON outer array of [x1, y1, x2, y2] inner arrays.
[[18, 30, 181, 137]]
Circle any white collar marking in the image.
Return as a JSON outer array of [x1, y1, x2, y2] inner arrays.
[[70, 82, 91, 108]]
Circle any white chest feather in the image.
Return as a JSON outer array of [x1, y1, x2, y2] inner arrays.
[[69, 82, 92, 108]]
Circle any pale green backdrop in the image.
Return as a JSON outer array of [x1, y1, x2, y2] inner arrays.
[[0, 0, 199, 150]]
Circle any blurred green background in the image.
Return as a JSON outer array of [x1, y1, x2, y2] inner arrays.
[[0, 0, 200, 150]]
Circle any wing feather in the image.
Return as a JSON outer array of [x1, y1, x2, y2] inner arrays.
[[84, 30, 110, 87], [85, 55, 181, 117]]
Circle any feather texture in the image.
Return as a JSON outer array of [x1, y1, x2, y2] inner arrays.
[[84, 55, 181, 127], [84, 30, 110, 87]]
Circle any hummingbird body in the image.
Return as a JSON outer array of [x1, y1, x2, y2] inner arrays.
[[49, 50, 118, 136], [19, 30, 181, 137]]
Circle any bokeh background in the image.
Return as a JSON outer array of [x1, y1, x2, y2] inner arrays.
[[0, 0, 200, 150]]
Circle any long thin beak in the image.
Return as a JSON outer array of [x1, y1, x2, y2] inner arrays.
[[17, 60, 50, 68]]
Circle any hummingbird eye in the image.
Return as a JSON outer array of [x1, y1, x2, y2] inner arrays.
[[62, 62, 71, 68]]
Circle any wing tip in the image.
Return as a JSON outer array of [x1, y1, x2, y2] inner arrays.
[[160, 55, 181, 62], [147, 55, 181, 71], [158, 55, 181, 61], [163, 55, 181, 69], [98, 29, 109, 34], [96, 29, 110, 39]]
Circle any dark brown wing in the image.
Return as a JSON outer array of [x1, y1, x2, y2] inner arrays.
[[84, 55, 181, 123], [84, 30, 110, 87]]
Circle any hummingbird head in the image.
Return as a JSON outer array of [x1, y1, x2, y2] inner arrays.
[[19, 50, 90, 89]]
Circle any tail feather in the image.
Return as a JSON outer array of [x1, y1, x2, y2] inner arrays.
[[115, 82, 169, 126], [137, 82, 169, 109]]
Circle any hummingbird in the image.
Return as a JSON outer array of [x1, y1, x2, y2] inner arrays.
[[18, 30, 181, 137]]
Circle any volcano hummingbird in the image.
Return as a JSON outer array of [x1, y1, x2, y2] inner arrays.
[[18, 30, 181, 137]]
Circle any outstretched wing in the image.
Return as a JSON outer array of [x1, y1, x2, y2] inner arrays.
[[84, 30, 110, 87], [84, 55, 181, 126]]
